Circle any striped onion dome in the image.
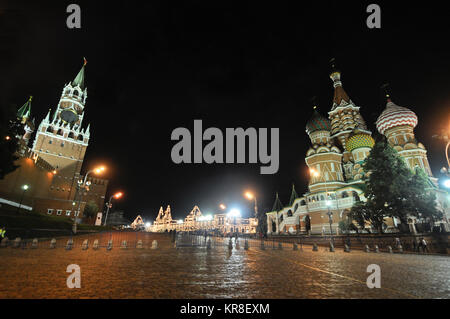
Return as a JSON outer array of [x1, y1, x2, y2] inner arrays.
[[306, 108, 331, 135], [376, 99, 418, 135], [346, 131, 375, 152]]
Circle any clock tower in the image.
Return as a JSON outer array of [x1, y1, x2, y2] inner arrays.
[[32, 59, 90, 181]]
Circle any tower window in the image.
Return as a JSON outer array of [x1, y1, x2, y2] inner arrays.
[[78, 134, 84, 141], [61, 143, 64, 147], [48, 140, 52, 144]]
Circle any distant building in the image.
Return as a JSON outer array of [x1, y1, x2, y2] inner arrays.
[[148, 205, 258, 234]]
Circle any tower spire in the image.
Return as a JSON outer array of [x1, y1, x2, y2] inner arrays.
[[271, 192, 284, 212], [381, 83, 392, 103], [72, 58, 87, 90], [17, 96, 32, 123], [288, 184, 298, 206], [329, 58, 351, 109]]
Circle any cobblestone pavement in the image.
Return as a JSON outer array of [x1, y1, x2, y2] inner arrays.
[[0, 233, 448, 299]]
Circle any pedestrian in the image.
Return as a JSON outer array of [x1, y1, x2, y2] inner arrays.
[[0, 226, 5, 243], [394, 237, 401, 248], [412, 240, 417, 252], [421, 238, 429, 253]]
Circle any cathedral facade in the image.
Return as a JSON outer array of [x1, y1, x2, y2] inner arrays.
[[266, 64, 449, 235], [0, 60, 108, 220]]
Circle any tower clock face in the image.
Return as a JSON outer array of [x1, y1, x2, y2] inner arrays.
[[60, 109, 78, 124]]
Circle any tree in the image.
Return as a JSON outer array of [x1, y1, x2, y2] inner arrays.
[[350, 135, 442, 232], [0, 104, 22, 179], [83, 200, 98, 220]]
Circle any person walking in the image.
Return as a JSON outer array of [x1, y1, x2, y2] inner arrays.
[[421, 238, 429, 253]]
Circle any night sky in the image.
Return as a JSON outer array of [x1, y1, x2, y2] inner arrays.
[[1, 1, 449, 221]]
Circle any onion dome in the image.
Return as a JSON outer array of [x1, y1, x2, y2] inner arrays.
[[346, 130, 375, 152], [306, 105, 331, 135], [376, 90, 418, 135]]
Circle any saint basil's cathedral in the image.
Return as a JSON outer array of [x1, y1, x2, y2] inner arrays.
[[266, 62, 449, 235]]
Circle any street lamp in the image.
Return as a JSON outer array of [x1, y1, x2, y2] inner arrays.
[[73, 165, 106, 233], [17, 184, 29, 213], [244, 191, 258, 218], [219, 203, 226, 210], [103, 191, 123, 226]]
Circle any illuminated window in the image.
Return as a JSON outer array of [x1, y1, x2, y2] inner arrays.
[[56, 210, 62, 215], [47, 209, 54, 215], [65, 210, 71, 216]]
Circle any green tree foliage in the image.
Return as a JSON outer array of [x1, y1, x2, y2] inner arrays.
[[0, 104, 22, 179], [83, 200, 98, 219], [350, 136, 442, 233]]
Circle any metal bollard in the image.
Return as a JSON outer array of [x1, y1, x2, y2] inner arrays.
[[93, 239, 99, 250], [365, 245, 370, 253], [65, 239, 73, 250], [374, 245, 379, 253], [312, 243, 318, 251], [235, 239, 240, 250], [0, 237, 9, 248], [278, 242, 283, 250], [82, 239, 89, 250], [228, 238, 233, 250], [344, 244, 350, 252], [50, 238, 56, 249], [244, 239, 249, 250], [121, 240, 127, 249], [329, 242, 335, 252], [13, 237, 21, 248], [137, 239, 143, 249], [151, 240, 158, 249], [31, 238, 38, 249], [107, 239, 113, 250], [387, 245, 393, 253]]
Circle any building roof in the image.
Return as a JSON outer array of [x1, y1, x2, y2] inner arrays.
[[17, 96, 32, 119], [305, 107, 331, 135], [271, 192, 284, 212], [346, 130, 375, 152], [288, 184, 298, 206], [376, 97, 418, 135]]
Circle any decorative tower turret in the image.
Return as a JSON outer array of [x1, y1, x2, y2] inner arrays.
[[376, 85, 433, 177], [305, 100, 345, 193], [16, 96, 35, 146], [327, 59, 371, 160], [32, 58, 90, 178]]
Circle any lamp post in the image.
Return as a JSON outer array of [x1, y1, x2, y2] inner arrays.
[[104, 192, 123, 226], [17, 184, 29, 213], [73, 166, 105, 234]]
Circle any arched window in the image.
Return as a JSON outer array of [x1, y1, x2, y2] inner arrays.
[[77, 134, 84, 141], [68, 132, 74, 139], [294, 203, 299, 212], [320, 195, 325, 201], [300, 200, 306, 206], [73, 90, 79, 96], [46, 126, 53, 133], [287, 210, 293, 217], [342, 191, 349, 198], [56, 129, 63, 136], [352, 191, 360, 201], [279, 214, 284, 222]]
